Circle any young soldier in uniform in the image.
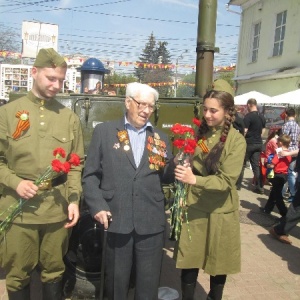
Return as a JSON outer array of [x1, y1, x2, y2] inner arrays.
[[0, 48, 84, 300]]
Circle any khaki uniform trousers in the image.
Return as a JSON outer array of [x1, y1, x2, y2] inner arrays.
[[0, 221, 69, 291]]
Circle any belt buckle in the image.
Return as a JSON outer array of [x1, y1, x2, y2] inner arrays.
[[38, 179, 52, 190]]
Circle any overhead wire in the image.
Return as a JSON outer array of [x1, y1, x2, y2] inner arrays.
[[0, 0, 239, 27], [0, 1, 239, 70]]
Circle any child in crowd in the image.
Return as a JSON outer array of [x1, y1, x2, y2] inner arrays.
[[265, 128, 281, 157], [259, 128, 281, 186], [264, 129, 282, 181], [261, 134, 292, 217]]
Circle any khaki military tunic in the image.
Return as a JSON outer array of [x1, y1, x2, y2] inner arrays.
[[0, 91, 84, 224], [174, 126, 246, 276]]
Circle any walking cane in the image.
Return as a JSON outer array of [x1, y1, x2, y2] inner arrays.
[[99, 214, 112, 300]]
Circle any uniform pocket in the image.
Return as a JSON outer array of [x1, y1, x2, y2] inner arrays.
[[51, 131, 74, 153], [7, 132, 32, 158]]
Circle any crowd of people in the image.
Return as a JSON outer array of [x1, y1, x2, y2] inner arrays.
[[0, 48, 299, 300]]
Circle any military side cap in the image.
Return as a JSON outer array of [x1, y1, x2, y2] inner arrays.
[[33, 48, 67, 68], [212, 79, 234, 97]]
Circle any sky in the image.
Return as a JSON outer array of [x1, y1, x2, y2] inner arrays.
[[0, 0, 242, 74]]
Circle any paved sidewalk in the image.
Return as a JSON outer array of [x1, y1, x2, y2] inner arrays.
[[1, 168, 300, 299], [160, 168, 300, 300]]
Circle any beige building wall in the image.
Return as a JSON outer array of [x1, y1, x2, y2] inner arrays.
[[229, 0, 300, 96]]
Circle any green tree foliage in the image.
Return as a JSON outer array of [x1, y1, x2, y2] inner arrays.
[[105, 72, 137, 95], [135, 33, 173, 97], [175, 70, 235, 98], [176, 72, 195, 98], [135, 32, 156, 82]]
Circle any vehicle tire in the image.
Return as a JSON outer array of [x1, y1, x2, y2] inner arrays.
[[63, 210, 104, 299]]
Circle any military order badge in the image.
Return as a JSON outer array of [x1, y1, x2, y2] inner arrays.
[[117, 130, 130, 151], [147, 133, 167, 170]]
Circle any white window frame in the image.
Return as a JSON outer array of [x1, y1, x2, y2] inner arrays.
[[251, 21, 261, 63], [272, 10, 287, 57]]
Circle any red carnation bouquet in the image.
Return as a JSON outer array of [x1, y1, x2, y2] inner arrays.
[[169, 118, 200, 241], [0, 148, 81, 241]]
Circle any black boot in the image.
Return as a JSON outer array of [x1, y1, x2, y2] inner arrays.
[[7, 285, 30, 300], [42, 280, 63, 300], [207, 283, 224, 300], [181, 282, 195, 300]]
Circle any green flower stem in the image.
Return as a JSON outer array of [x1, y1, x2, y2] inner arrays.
[[34, 166, 54, 185], [0, 166, 59, 242], [169, 153, 191, 241], [0, 198, 27, 241]]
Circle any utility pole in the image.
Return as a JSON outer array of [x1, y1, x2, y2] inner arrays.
[[174, 50, 188, 97], [195, 0, 218, 98]]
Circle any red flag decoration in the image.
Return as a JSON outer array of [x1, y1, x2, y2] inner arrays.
[[280, 111, 287, 120]]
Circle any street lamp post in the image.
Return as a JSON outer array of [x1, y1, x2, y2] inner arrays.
[[174, 50, 188, 97]]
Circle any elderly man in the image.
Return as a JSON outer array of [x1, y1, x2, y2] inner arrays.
[[0, 48, 84, 300], [82, 82, 175, 300]]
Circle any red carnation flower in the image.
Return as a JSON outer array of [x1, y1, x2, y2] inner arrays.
[[184, 139, 197, 154], [61, 161, 71, 173], [171, 123, 185, 135], [53, 147, 66, 158], [192, 118, 201, 127], [68, 153, 81, 166], [184, 144, 196, 154], [173, 138, 185, 149], [51, 159, 64, 172]]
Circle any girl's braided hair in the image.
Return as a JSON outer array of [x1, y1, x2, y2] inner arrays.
[[197, 90, 236, 175]]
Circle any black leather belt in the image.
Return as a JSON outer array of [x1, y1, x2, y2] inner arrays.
[[21, 173, 67, 190]]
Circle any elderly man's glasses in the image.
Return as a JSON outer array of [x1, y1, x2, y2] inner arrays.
[[130, 97, 156, 112]]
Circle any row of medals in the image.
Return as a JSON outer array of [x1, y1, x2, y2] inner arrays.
[[117, 130, 165, 170], [149, 133, 166, 170]]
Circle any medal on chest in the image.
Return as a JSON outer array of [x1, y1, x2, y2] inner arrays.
[[117, 130, 130, 151]]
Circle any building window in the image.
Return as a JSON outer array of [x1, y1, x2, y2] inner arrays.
[[272, 10, 287, 57], [252, 22, 261, 62]]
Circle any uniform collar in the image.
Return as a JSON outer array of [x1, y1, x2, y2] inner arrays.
[[209, 125, 223, 133], [27, 91, 55, 107]]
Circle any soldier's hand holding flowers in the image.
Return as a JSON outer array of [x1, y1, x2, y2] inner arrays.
[[0, 147, 81, 241]]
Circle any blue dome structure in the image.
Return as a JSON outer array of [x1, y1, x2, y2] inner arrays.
[[79, 58, 110, 94], [80, 58, 110, 74]]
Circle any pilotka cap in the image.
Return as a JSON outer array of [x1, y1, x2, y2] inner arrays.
[[33, 48, 67, 68], [212, 79, 234, 97]]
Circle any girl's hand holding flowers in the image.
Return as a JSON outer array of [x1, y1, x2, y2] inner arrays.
[[175, 165, 196, 185], [169, 118, 200, 241]]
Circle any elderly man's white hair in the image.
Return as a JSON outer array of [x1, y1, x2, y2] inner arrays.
[[125, 82, 159, 102]]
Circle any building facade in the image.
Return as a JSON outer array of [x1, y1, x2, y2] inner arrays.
[[228, 0, 300, 96], [0, 64, 80, 100]]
